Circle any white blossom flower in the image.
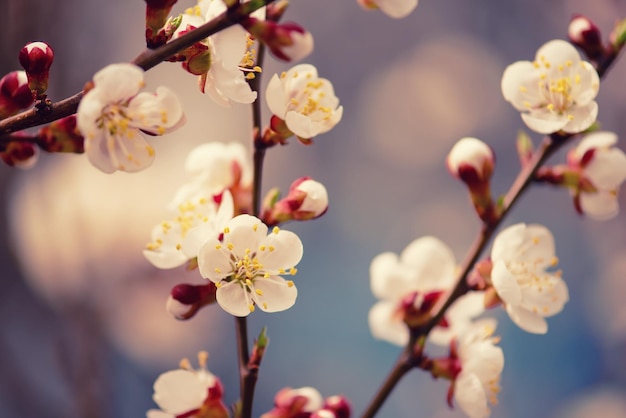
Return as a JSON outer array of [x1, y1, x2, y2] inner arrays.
[[197, 214, 303, 316], [453, 319, 504, 418], [369, 236, 484, 346], [356, 0, 418, 18], [147, 351, 227, 418], [176, 1, 257, 106], [568, 131, 626, 220], [170, 141, 252, 209], [266, 64, 343, 140], [144, 191, 234, 269], [76, 63, 184, 173], [490, 223, 569, 334], [501, 39, 599, 134]]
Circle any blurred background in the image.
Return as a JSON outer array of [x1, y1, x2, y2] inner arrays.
[[1, 0, 626, 417]]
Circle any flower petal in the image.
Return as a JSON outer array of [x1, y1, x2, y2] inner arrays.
[[216, 281, 252, 317], [585, 147, 626, 188], [147, 410, 175, 418], [152, 369, 208, 414], [92, 63, 144, 103], [197, 238, 235, 282], [575, 131, 617, 157], [143, 248, 187, 269], [521, 111, 568, 134], [127, 86, 184, 133], [210, 61, 257, 105], [501, 61, 543, 111], [454, 372, 490, 418], [491, 260, 522, 305], [251, 275, 298, 313], [222, 215, 268, 259], [506, 304, 548, 334], [562, 101, 598, 134], [579, 190, 619, 220], [491, 223, 526, 263], [535, 39, 581, 65], [376, 0, 419, 18], [520, 275, 569, 317], [368, 301, 409, 346], [400, 236, 456, 290], [266, 73, 289, 117], [257, 230, 303, 272]]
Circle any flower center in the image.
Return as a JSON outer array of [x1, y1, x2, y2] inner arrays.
[[532, 56, 584, 115], [282, 71, 334, 121]]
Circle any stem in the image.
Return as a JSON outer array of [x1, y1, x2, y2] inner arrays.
[[236, 40, 268, 418], [0, 0, 276, 137]]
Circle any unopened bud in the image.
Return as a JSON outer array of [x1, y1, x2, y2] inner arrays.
[[262, 177, 329, 226], [311, 410, 336, 418], [447, 137, 496, 224], [145, 0, 179, 47], [166, 282, 217, 320], [568, 15, 604, 61], [37, 115, 85, 153], [19, 42, 54, 96], [0, 140, 38, 169], [399, 290, 445, 329], [262, 387, 323, 418], [243, 18, 313, 62], [323, 395, 351, 418], [0, 71, 34, 118], [447, 137, 494, 182]]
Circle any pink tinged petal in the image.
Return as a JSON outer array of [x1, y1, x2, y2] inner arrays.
[[368, 302, 409, 346], [214, 189, 235, 226], [585, 148, 626, 188], [491, 222, 526, 263], [197, 238, 234, 282], [251, 275, 297, 313], [521, 111, 569, 134], [222, 215, 268, 259], [491, 260, 523, 305], [520, 275, 569, 317], [506, 304, 548, 334], [376, 0, 419, 18], [501, 61, 544, 110], [143, 248, 188, 269], [579, 190, 619, 220], [401, 236, 456, 290], [282, 31, 314, 62], [210, 62, 257, 105], [153, 369, 209, 414], [127, 87, 184, 133], [216, 281, 252, 316], [561, 101, 598, 134], [265, 73, 289, 117], [257, 230, 303, 272], [454, 373, 490, 418], [92, 63, 144, 103], [575, 131, 618, 157], [535, 39, 582, 65]]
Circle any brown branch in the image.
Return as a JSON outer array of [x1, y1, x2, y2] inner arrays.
[[0, 0, 275, 137]]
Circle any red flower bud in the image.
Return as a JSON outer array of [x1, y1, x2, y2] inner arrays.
[[18, 42, 54, 96], [0, 71, 34, 118]]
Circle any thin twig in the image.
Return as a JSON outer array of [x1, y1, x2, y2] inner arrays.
[[0, 0, 275, 137]]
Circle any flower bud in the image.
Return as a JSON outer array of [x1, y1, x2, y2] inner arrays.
[[447, 137, 496, 224], [262, 177, 329, 226], [0, 140, 38, 169], [568, 15, 605, 61], [262, 387, 323, 418], [323, 395, 351, 418], [145, 0, 178, 47], [18, 42, 54, 96], [243, 18, 313, 62], [447, 137, 494, 183], [609, 17, 626, 50], [37, 115, 85, 153], [166, 282, 217, 320], [0, 71, 34, 118], [311, 410, 337, 418]]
